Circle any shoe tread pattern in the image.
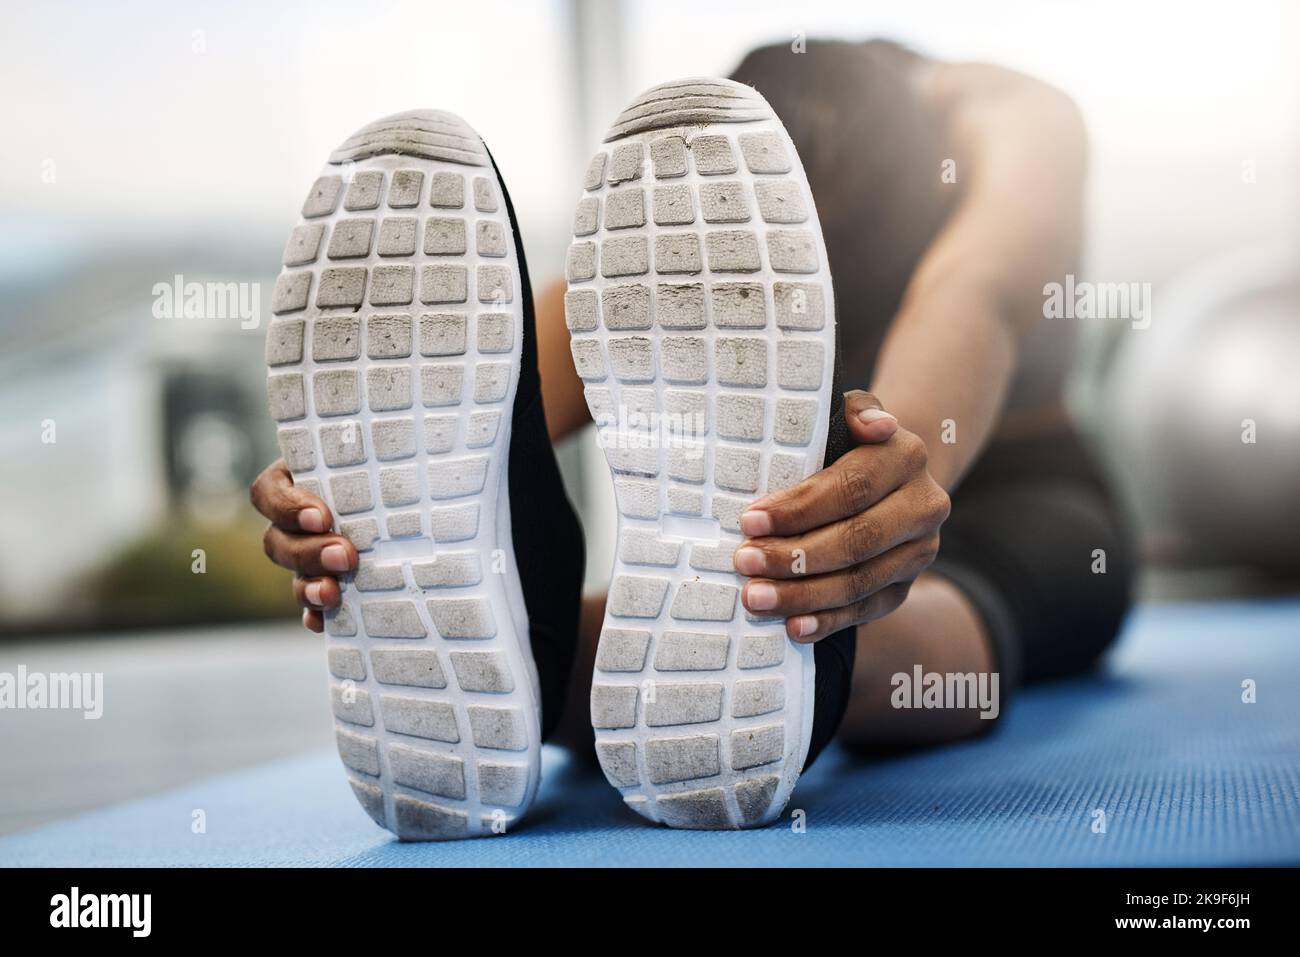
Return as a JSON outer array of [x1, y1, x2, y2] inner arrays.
[[267, 110, 538, 840], [569, 80, 837, 829]]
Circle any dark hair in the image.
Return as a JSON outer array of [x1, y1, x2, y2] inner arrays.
[[730, 40, 957, 377]]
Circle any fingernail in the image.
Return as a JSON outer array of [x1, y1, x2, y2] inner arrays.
[[305, 581, 323, 606], [858, 409, 897, 426], [734, 546, 765, 575], [745, 582, 778, 611], [740, 510, 772, 537], [790, 615, 818, 640], [321, 544, 350, 572], [299, 508, 326, 533]]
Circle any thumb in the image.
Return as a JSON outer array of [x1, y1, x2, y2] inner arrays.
[[844, 390, 898, 444]]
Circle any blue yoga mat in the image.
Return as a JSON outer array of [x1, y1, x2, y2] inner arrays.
[[3, 599, 1297, 866]]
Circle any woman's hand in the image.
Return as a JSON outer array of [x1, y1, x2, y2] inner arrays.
[[249, 459, 358, 633], [734, 391, 950, 642]]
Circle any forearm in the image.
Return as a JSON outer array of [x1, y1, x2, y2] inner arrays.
[[535, 278, 594, 443], [869, 279, 1016, 492], [871, 61, 1086, 491]]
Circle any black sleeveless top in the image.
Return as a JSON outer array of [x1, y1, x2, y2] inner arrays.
[[731, 39, 1074, 414]]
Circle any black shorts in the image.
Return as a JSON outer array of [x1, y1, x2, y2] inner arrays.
[[928, 430, 1136, 696]]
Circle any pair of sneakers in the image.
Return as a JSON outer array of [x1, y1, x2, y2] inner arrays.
[[265, 78, 855, 839]]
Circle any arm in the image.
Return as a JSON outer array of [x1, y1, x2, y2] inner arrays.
[[736, 64, 1088, 639], [871, 63, 1088, 489], [535, 278, 594, 443]]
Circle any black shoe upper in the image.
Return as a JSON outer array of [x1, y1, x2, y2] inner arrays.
[[803, 331, 858, 771], [491, 151, 587, 742]]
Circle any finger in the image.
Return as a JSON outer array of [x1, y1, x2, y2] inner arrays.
[[250, 459, 332, 533], [302, 608, 324, 633], [293, 575, 343, 610], [742, 433, 925, 537], [741, 537, 938, 617], [735, 483, 948, 578], [263, 525, 358, 576], [843, 390, 898, 444], [785, 582, 912, 643]]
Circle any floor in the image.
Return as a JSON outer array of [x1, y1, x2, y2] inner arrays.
[[0, 625, 330, 836], [2, 598, 1297, 866]]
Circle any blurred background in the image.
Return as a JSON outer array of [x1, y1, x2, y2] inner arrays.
[[1, 0, 1296, 834]]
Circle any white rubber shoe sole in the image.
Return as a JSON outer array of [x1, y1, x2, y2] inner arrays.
[[266, 110, 541, 840], [566, 79, 838, 828]]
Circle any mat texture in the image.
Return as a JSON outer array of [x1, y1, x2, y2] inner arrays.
[[3, 598, 1297, 866]]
